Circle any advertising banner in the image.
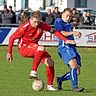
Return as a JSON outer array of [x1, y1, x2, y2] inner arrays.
[[0, 27, 96, 47]]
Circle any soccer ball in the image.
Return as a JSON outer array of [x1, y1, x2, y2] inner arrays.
[[32, 79, 44, 91]]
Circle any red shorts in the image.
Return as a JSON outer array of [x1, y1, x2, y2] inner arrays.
[[18, 43, 51, 63]]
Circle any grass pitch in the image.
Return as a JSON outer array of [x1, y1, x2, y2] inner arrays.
[[0, 46, 96, 96]]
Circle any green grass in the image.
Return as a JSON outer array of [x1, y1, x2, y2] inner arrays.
[[0, 46, 96, 96]]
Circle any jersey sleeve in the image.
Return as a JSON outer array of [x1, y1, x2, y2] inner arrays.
[[39, 22, 51, 31], [8, 26, 25, 54], [39, 22, 67, 42], [54, 18, 64, 32]]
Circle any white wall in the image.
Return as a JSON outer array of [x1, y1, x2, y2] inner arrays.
[[29, 0, 43, 11], [87, 0, 96, 10], [58, 0, 67, 12], [6, 0, 96, 12], [6, 0, 15, 10], [67, 0, 74, 8], [57, 0, 74, 12], [16, 0, 22, 11], [7, 0, 22, 11]]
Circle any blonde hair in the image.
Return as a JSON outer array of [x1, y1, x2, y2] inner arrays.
[[30, 10, 41, 18], [63, 8, 72, 14]]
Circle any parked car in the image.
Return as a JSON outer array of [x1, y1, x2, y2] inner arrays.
[[76, 8, 96, 25], [76, 8, 96, 16]]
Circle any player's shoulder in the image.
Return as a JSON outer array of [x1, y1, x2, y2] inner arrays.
[[55, 18, 62, 22], [54, 18, 63, 25], [19, 20, 30, 29], [22, 21, 30, 28], [39, 21, 49, 27], [39, 21, 46, 25]]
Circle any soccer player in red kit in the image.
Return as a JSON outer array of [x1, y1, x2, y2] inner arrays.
[[6, 11, 75, 91]]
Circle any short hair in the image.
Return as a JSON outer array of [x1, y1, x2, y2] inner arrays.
[[54, 7, 58, 9], [30, 11, 41, 18], [72, 8, 77, 11], [9, 6, 12, 9], [4, 5, 7, 9], [63, 8, 72, 14]]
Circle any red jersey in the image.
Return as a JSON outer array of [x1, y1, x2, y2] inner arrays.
[[8, 20, 68, 54], [8, 20, 52, 54]]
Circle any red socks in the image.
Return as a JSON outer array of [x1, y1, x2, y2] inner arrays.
[[32, 51, 44, 71], [46, 66, 54, 85], [32, 50, 55, 85]]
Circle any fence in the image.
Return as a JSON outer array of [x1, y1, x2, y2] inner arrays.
[[0, 24, 96, 47]]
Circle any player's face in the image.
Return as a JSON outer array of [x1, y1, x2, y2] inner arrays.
[[30, 17, 40, 28], [62, 11, 72, 22]]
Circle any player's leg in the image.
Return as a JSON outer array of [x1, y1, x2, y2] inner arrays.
[[56, 71, 71, 90], [69, 58, 84, 92], [19, 43, 45, 79], [56, 48, 71, 90], [43, 53, 57, 91], [30, 45, 45, 79], [56, 52, 80, 82], [69, 50, 84, 92], [56, 65, 80, 90], [56, 47, 84, 91]]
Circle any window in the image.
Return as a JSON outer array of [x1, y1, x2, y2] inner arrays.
[[25, 0, 28, 8], [75, 0, 87, 8], [21, 0, 28, 9], [0, 0, 6, 6]]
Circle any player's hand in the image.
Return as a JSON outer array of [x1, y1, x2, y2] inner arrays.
[[65, 40, 76, 45], [73, 31, 82, 38], [6, 53, 13, 63]]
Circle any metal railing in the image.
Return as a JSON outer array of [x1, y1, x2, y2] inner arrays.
[[0, 23, 96, 29], [0, 23, 19, 27]]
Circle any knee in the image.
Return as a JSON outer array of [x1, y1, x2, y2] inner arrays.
[[77, 73, 80, 76], [77, 71, 80, 76], [37, 46, 45, 51], [45, 58, 54, 67], [77, 69, 80, 76], [49, 60, 54, 67]]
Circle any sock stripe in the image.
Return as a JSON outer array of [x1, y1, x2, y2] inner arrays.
[[71, 69, 74, 81]]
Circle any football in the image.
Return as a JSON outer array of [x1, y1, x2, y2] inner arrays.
[[32, 79, 44, 91]]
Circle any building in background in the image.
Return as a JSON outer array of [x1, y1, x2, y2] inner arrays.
[[0, 0, 96, 11], [55, 0, 96, 12], [0, 0, 6, 10]]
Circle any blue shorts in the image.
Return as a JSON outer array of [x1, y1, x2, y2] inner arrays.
[[58, 45, 81, 66]]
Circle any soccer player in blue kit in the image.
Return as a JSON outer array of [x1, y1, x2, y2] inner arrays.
[[54, 8, 84, 92]]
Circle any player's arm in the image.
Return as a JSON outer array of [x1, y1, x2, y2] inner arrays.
[[61, 30, 82, 38], [6, 26, 24, 63], [54, 19, 82, 38], [41, 22, 76, 44]]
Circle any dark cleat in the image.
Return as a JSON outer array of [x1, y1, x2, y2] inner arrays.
[[73, 87, 84, 92], [56, 77, 63, 90]]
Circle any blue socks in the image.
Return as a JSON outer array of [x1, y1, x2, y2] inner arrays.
[[58, 72, 70, 82], [58, 68, 78, 89], [70, 68, 78, 89]]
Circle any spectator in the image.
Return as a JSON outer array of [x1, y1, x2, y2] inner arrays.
[[87, 12, 95, 26], [18, 9, 28, 25], [80, 11, 90, 26], [9, 6, 16, 24], [45, 8, 54, 25], [70, 8, 80, 26], [1, 5, 13, 26], [52, 7, 61, 21]]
